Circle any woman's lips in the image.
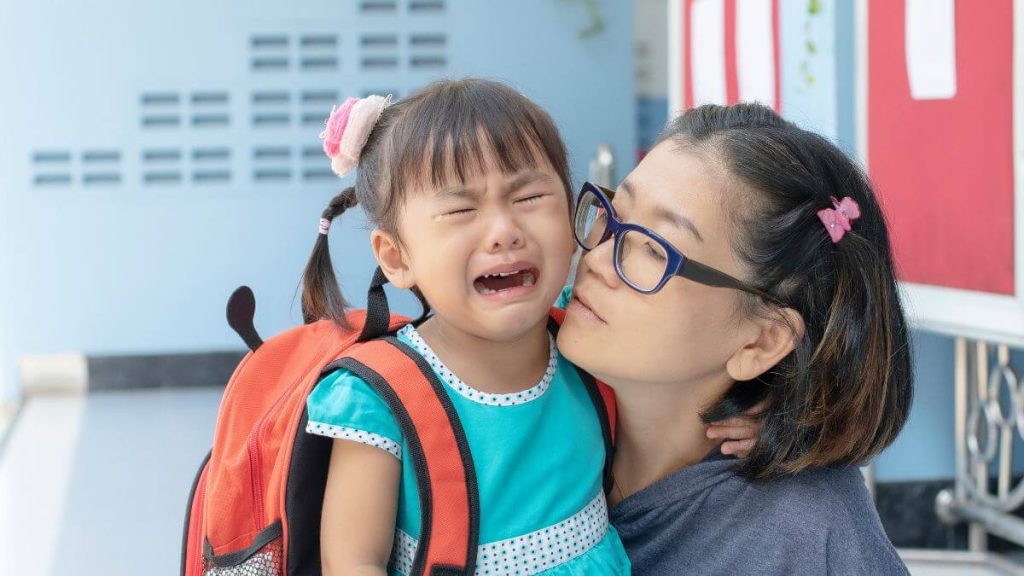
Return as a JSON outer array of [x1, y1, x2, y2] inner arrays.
[[567, 294, 605, 324]]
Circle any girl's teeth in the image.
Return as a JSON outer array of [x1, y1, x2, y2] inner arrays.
[[523, 272, 535, 287]]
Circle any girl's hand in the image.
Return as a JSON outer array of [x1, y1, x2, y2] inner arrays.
[[705, 401, 765, 458]]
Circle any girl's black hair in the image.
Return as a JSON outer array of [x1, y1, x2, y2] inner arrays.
[[301, 78, 572, 328], [663, 103, 913, 479]]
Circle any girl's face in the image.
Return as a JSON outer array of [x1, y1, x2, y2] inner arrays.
[[381, 147, 575, 342], [557, 142, 758, 388]]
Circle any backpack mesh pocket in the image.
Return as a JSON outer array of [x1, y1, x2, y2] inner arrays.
[[203, 522, 283, 576]]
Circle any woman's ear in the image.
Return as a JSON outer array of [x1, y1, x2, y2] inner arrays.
[[726, 308, 805, 381], [371, 230, 416, 289]]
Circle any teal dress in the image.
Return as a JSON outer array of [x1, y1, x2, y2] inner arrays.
[[306, 319, 630, 576]]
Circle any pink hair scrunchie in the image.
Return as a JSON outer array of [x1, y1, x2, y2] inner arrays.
[[319, 94, 391, 177]]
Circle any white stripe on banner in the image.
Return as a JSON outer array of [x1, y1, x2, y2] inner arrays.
[[735, 0, 776, 107], [690, 0, 728, 106], [905, 0, 958, 100]]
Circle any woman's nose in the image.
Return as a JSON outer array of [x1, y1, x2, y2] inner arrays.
[[581, 237, 622, 288]]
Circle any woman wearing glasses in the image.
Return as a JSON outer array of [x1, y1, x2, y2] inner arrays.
[[558, 103, 912, 574]]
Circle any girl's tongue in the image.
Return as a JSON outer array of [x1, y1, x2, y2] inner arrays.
[[474, 270, 537, 295]]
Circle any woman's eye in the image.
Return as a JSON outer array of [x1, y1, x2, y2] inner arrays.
[[644, 242, 667, 262]]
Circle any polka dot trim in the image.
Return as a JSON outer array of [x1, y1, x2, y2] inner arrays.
[[389, 492, 610, 576], [398, 325, 557, 407], [305, 421, 401, 460]]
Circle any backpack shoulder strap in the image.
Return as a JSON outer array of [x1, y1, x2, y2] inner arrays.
[[547, 307, 617, 496], [326, 337, 478, 576]]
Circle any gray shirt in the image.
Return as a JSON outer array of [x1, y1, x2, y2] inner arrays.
[[609, 451, 908, 575]]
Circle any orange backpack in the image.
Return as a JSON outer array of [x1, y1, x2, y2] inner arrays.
[[181, 271, 616, 576]]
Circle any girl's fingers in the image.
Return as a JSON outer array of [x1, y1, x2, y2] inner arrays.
[[714, 415, 757, 428], [743, 400, 768, 418], [720, 438, 756, 458], [705, 424, 758, 440]]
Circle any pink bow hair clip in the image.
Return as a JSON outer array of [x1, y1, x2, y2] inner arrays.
[[817, 196, 861, 243]]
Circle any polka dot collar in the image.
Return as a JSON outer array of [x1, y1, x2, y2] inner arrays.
[[398, 324, 556, 407]]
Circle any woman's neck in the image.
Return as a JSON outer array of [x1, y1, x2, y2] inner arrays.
[[608, 375, 729, 506], [415, 315, 551, 395]]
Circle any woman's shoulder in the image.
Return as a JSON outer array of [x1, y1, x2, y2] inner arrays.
[[752, 466, 874, 524], [750, 466, 907, 573]]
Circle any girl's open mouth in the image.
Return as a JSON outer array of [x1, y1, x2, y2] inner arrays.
[[473, 268, 539, 296]]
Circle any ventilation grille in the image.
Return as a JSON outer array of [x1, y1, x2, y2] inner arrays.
[[31, 151, 72, 187], [253, 146, 292, 183]]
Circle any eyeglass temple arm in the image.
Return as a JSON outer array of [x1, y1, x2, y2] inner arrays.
[[680, 259, 783, 305]]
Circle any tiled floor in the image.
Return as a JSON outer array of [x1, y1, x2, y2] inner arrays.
[[3, 390, 1024, 575]]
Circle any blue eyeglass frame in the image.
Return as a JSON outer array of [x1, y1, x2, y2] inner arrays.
[[574, 181, 786, 305]]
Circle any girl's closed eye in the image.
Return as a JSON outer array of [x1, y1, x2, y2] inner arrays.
[[438, 206, 477, 220], [513, 191, 550, 206]]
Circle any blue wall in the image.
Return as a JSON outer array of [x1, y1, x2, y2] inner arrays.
[[0, 0, 636, 401]]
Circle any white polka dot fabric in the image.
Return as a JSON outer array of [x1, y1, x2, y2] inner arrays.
[[388, 492, 610, 576], [305, 421, 402, 459], [398, 325, 557, 407]]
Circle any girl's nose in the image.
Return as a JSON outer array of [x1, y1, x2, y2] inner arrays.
[[485, 209, 525, 252]]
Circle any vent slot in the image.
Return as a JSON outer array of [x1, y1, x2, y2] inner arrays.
[[192, 170, 231, 184], [360, 1, 398, 13], [141, 93, 180, 106], [142, 115, 181, 128], [254, 168, 292, 182], [142, 149, 181, 163], [253, 91, 290, 105], [82, 150, 120, 163], [191, 114, 230, 127], [362, 57, 399, 70], [34, 174, 72, 186], [32, 151, 72, 164], [191, 92, 229, 105], [143, 171, 182, 185], [300, 57, 338, 70], [251, 35, 289, 49], [192, 148, 230, 162], [253, 147, 291, 160], [252, 113, 291, 127], [301, 91, 338, 105], [302, 168, 336, 181], [301, 35, 337, 49], [410, 55, 446, 69], [409, 0, 444, 13], [83, 173, 121, 186], [362, 34, 399, 48]]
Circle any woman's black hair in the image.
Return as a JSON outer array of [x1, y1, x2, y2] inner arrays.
[[662, 103, 913, 479]]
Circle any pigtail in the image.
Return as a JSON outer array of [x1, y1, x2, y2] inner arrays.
[[301, 187, 359, 328]]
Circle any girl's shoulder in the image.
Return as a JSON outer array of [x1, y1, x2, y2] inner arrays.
[[305, 367, 403, 458]]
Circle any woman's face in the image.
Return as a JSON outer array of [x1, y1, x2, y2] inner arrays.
[[558, 141, 756, 388]]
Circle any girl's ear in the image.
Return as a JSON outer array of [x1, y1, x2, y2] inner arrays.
[[371, 230, 416, 289], [726, 308, 805, 382]]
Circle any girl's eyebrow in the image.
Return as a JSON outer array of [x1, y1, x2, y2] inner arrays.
[[435, 170, 551, 201], [504, 170, 551, 195], [621, 179, 705, 243]]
